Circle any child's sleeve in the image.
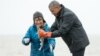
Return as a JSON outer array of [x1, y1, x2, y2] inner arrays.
[[22, 27, 31, 46], [48, 38, 56, 50]]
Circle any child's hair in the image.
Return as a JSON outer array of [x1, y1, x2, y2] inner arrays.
[[33, 11, 46, 23]]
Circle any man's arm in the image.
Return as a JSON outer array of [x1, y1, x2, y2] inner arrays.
[[51, 14, 75, 37], [38, 14, 76, 38]]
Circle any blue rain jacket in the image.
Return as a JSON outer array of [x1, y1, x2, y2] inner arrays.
[[22, 23, 55, 56]]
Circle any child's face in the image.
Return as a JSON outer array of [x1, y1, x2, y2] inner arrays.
[[34, 17, 44, 28]]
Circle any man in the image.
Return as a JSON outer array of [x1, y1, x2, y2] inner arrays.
[[38, 1, 89, 56]]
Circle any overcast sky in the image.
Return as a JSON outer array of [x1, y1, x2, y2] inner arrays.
[[0, 0, 100, 35]]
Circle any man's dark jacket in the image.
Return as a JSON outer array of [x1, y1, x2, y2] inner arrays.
[[50, 4, 89, 52]]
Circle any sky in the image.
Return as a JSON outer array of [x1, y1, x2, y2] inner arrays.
[[0, 0, 100, 35]]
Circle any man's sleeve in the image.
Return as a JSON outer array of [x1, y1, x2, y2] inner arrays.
[[51, 14, 75, 37]]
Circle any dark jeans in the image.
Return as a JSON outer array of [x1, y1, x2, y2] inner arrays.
[[72, 48, 85, 56]]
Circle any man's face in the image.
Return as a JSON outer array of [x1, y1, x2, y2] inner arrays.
[[34, 17, 44, 28], [49, 5, 60, 16]]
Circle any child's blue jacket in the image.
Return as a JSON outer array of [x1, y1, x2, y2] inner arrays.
[[22, 24, 55, 56]]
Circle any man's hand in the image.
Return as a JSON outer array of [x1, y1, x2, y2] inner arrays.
[[38, 29, 52, 38], [46, 32, 52, 37]]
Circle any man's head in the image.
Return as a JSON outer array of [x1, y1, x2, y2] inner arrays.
[[49, 1, 61, 16]]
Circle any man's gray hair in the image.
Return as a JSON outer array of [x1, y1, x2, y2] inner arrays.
[[49, 0, 60, 8]]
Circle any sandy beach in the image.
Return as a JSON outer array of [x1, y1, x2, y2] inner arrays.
[[0, 34, 100, 56]]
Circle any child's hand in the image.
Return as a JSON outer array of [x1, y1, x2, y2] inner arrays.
[[24, 38, 30, 43]]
